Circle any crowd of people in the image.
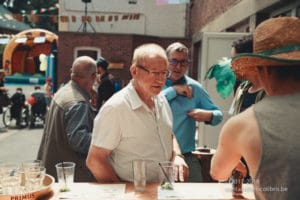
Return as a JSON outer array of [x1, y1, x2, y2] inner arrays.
[[0, 72, 52, 129], [1, 16, 299, 199]]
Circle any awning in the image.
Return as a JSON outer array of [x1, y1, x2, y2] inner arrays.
[[0, 5, 31, 32]]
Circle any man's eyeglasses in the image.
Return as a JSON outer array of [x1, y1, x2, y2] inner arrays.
[[168, 59, 189, 67], [136, 65, 170, 78]]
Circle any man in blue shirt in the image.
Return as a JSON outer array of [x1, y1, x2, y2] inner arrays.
[[162, 42, 223, 182]]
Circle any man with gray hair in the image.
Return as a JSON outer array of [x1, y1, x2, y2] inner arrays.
[[87, 43, 189, 182], [37, 56, 97, 182], [162, 42, 223, 182]]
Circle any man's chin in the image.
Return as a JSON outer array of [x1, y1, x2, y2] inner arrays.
[[170, 73, 182, 81], [150, 87, 162, 94]]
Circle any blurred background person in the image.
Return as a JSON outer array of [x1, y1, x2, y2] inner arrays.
[[28, 86, 47, 128], [37, 56, 97, 182], [44, 77, 53, 106], [95, 57, 115, 111], [230, 35, 265, 115], [10, 87, 26, 128], [0, 69, 9, 132]]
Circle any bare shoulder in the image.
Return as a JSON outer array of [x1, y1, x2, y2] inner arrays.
[[224, 107, 257, 134], [224, 107, 261, 176], [220, 107, 261, 159]]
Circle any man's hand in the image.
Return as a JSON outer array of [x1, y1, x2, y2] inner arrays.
[[173, 85, 192, 98], [234, 161, 247, 178], [187, 109, 213, 123], [173, 155, 189, 182]]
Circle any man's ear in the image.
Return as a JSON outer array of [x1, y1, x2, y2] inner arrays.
[[130, 65, 137, 77]]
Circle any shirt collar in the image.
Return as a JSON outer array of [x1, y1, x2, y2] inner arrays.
[[126, 80, 164, 111], [70, 80, 91, 100]]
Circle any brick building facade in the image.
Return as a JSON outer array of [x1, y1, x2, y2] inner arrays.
[[57, 32, 189, 87], [56, 0, 300, 87]]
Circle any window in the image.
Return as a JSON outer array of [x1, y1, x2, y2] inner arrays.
[[74, 46, 101, 60], [273, 10, 292, 18], [271, 1, 300, 18]]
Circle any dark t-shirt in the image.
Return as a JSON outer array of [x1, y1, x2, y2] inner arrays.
[[96, 72, 115, 110]]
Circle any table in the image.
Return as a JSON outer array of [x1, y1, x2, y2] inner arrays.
[[46, 182, 255, 200], [193, 147, 217, 182]]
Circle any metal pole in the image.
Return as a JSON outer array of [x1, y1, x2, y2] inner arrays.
[[83, 2, 88, 32]]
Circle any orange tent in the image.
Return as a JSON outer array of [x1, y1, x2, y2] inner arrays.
[[2, 28, 58, 75]]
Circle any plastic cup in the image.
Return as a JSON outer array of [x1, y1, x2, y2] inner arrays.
[[132, 159, 146, 192], [55, 162, 75, 192], [159, 161, 175, 190]]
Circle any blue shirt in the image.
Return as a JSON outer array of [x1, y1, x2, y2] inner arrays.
[[162, 76, 223, 154]]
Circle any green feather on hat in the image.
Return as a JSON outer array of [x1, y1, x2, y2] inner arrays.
[[205, 57, 236, 99]]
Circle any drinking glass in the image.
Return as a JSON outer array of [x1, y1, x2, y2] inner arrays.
[[55, 162, 75, 192], [0, 163, 22, 195], [24, 166, 46, 192], [132, 159, 146, 192]]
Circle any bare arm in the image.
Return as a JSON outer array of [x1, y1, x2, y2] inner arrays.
[[210, 115, 245, 181], [86, 145, 120, 182], [171, 134, 182, 158], [210, 107, 261, 181]]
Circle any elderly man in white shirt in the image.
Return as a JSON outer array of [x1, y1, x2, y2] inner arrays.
[[87, 43, 188, 182]]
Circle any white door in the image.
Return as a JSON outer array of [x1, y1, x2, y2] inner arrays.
[[195, 32, 249, 148]]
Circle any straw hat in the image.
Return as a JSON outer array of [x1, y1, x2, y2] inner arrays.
[[231, 17, 300, 75]]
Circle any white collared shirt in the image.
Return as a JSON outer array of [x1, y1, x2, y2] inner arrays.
[[92, 80, 174, 181]]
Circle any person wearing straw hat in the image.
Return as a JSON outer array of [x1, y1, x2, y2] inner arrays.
[[210, 16, 300, 200]]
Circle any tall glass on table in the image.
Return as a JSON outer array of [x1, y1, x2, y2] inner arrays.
[[132, 159, 146, 192], [55, 162, 75, 192]]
